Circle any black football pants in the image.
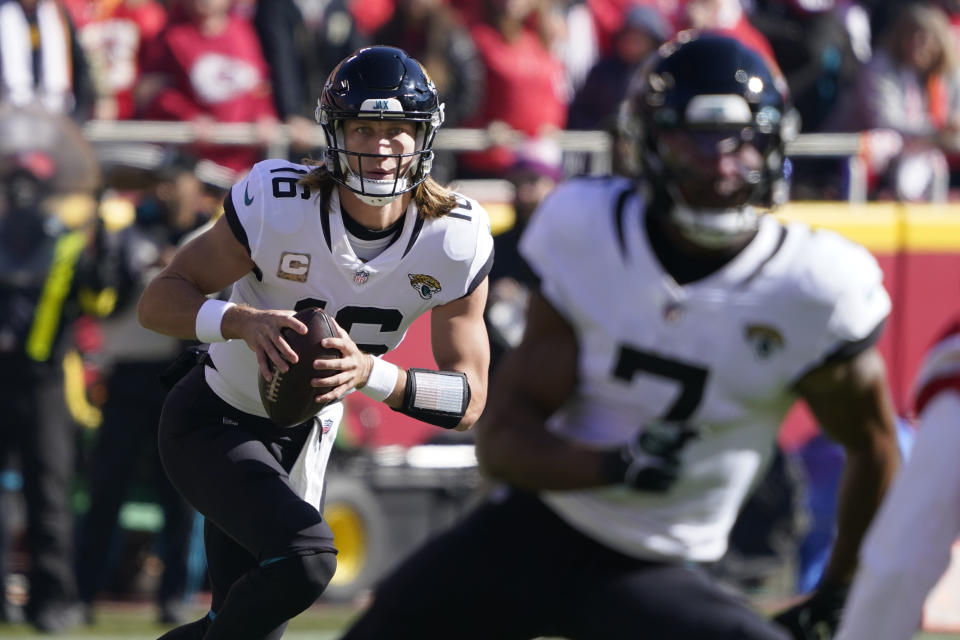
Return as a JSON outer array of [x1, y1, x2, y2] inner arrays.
[[158, 363, 336, 639], [340, 489, 792, 640]]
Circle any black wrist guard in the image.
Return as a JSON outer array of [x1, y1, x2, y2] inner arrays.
[[393, 368, 471, 429]]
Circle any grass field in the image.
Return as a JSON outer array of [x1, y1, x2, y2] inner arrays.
[[0, 601, 358, 639], [0, 601, 952, 640]]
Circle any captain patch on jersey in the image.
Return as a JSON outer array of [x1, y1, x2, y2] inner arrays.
[[204, 158, 494, 419]]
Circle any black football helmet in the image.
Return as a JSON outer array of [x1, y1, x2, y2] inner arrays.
[[316, 46, 445, 205], [629, 33, 799, 248]]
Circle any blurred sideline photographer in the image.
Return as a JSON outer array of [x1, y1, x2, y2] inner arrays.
[[0, 103, 116, 633], [337, 34, 900, 640], [75, 152, 216, 627]]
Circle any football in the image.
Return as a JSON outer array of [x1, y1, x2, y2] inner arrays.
[[258, 307, 342, 428]]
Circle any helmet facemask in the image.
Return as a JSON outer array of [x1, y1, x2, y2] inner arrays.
[[633, 35, 798, 250], [318, 103, 443, 206], [316, 47, 446, 206], [647, 101, 782, 248]]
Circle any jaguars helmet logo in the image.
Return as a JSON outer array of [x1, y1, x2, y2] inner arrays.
[[745, 325, 785, 359], [409, 274, 441, 300], [417, 62, 436, 92]]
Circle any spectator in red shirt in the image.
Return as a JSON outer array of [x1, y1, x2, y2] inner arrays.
[[138, 0, 278, 177], [678, 0, 780, 72], [581, 0, 670, 57], [457, 0, 569, 179], [347, 0, 394, 36], [62, 0, 167, 120], [567, 4, 670, 131], [374, 0, 483, 182]]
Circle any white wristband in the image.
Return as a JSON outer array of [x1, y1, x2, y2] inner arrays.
[[195, 299, 236, 343], [358, 356, 400, 402]]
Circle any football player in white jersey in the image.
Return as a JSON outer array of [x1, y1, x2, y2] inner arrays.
[[836, 320, 960, 640], [137, 46, 492, 640], [337, 34, 899, 640]]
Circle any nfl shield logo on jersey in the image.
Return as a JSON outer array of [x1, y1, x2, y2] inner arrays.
[[354, 269, 370, 284], [663, 302, 684, 324]]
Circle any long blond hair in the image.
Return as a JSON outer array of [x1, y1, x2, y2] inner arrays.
[[887, 3, 958, 77], [298, 159, 458, 219]]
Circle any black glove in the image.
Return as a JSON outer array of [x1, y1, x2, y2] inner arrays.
[[773, 581, 849, 640], [601, 422, 698, 492]]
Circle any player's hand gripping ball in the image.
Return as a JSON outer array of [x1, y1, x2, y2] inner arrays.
[[258, 307, 341, 428]]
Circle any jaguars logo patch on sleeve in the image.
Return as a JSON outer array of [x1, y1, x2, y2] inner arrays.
[[409, 274, 441, 299]]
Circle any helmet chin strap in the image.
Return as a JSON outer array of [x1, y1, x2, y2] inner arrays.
[[344, 171, 408, 205], [668, 200, 759, 250]]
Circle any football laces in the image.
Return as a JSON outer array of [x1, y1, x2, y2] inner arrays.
[[264, 368, 284, 403]]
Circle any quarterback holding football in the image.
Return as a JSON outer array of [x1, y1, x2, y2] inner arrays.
[[338, 34, 900, 640], [138, 46, 492, 640]]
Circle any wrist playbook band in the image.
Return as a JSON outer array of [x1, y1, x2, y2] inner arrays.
[[395, 368, 470, 429], [195, 299, 236, 343], [358, 356, 400, 402]]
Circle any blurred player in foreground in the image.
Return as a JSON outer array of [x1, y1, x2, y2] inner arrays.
[[836, 321, 960, 640], [338, 33, 900, 640], [137, 46, 492, 640]]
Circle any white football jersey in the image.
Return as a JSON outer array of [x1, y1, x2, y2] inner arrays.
[[520, 176, 891, 563], [913, 323, 960, 415], [205, 158, 494, 418], [837, 326, 960, 640]]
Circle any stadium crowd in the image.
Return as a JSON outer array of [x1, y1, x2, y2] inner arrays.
[[0, 0, 958, 637], [9, 0, 960, 194]]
